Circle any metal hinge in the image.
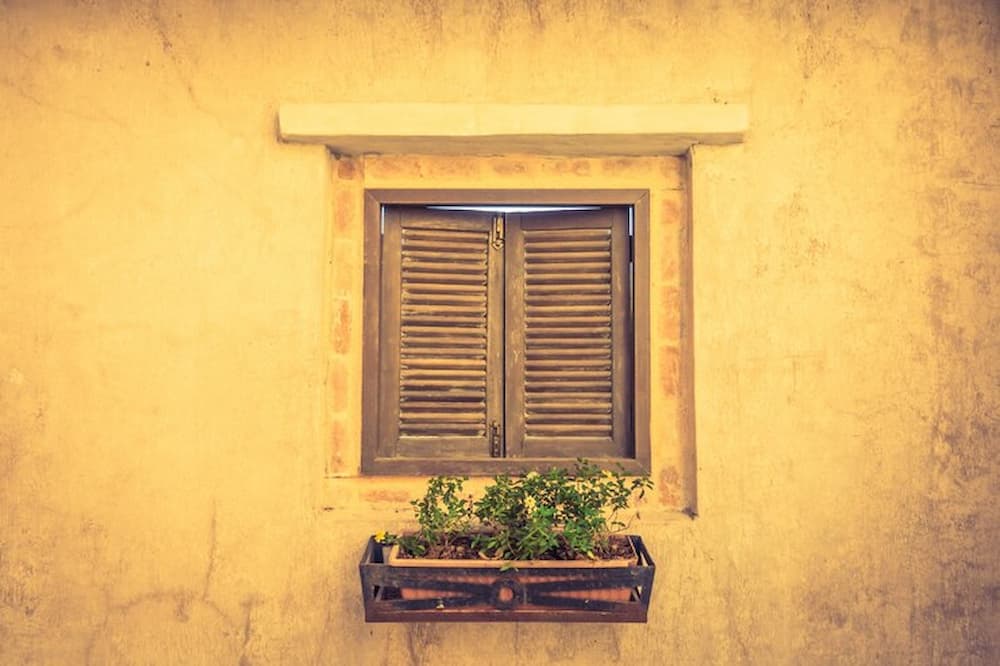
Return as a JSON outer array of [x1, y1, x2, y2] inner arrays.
[[490, 421, 503, 457], [491, 214, 505, 249]]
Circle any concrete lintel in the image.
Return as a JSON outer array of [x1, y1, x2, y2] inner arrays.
[[278, 103, 747, 156]]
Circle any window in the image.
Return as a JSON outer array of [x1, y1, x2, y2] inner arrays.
[[362, 189, 651, 475]]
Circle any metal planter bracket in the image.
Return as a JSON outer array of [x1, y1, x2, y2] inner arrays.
[[359, 535, 655, 623]]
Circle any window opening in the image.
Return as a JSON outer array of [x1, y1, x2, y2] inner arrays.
[[362, 189, 650, 476]]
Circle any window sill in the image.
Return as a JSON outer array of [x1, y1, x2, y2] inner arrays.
[[278, 103, 747, 156], [317, 476, 693, 527]]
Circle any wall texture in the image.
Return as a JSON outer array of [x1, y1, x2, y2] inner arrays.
[[1, 1, 997, 664]]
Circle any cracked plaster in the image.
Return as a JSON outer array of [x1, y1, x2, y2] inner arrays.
[[0, 0, 997, 664]]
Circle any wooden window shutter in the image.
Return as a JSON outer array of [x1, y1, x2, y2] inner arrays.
[[378, 207, 503, 459], [504, 208, 633, 459]]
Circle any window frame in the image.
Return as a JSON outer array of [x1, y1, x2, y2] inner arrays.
[[361, 189, 651, 476]]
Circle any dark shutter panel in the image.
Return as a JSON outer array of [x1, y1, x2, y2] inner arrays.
[[379, 207, 502, 458], [505, 208, 633, 459]]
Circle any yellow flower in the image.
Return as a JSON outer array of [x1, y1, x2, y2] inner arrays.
[[374, 531, 387, 543], [602, 470, 614, 480]]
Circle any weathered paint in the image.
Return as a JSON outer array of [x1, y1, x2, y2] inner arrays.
[[1, 1, 997, 664]]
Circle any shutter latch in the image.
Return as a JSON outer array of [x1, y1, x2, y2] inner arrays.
[[489, 421, 503, 457], [491, 214, 505, 249]]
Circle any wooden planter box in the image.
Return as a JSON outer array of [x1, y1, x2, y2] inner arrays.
[[359, 535, 655, 623]]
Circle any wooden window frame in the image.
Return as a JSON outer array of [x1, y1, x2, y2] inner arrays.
[[361, 189, 651, 476]]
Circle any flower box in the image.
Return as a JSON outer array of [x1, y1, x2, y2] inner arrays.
[[359, 535, 655, 623]]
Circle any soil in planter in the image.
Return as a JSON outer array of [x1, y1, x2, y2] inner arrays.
[[395, 533, 635, 562]]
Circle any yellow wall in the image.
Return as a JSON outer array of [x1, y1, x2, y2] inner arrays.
[[1, 1, 997, 664]]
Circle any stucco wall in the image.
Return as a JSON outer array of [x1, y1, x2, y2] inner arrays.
[[1, 1, 997, 664]]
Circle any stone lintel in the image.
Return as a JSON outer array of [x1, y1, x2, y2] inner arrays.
[[278, 103, 747, 156]]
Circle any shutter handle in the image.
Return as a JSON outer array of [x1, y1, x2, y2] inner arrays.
[[490, 421, 503, 457]]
